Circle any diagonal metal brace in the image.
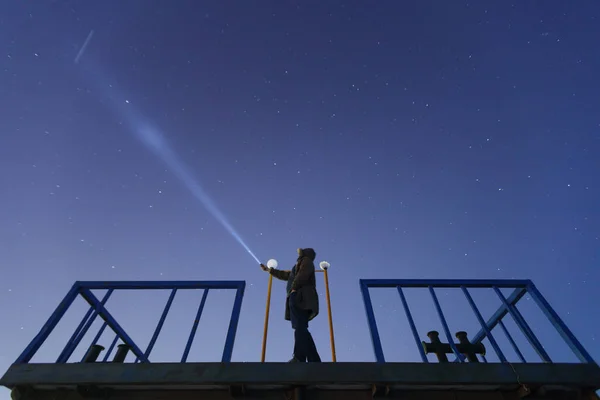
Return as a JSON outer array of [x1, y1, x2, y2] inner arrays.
[[79, 289, 149, 363]]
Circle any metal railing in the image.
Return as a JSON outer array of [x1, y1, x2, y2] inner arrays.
[[360, 279, 594, 364], [15, 281, 246, 364]]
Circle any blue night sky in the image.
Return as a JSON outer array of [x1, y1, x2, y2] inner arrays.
[[0, 0, 599, 396]]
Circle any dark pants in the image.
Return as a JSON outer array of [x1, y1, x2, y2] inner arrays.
[[289, 292, 321, 362]]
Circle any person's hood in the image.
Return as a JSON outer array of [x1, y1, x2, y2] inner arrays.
[[298, 248, 316, 261]]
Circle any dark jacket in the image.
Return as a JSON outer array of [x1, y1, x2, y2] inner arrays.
[[269, 248, 319, 321]]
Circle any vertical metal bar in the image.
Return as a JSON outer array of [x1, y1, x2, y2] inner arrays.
[[102, 334, 119, 362], [429, 286, 464, 362], [57, 307, 95, 363], [397, 286, 428, 363], [526, 283, 594, 363], [360, 280, 385, 363], [137, 289, 178, 363], [461, 286, 507, 362], [15, 283, 81, 364], [261, 275, 273, 362], [58, 289, 114, 363], [493, 287, 551, 363], [323, 269, 337, 362], [78, 288, 149, 363], [498, 319, 526, 363], [181, 289, 209, 363], [222, 282, 246, 363]]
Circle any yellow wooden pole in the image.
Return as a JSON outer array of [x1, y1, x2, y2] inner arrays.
[[260, 273, 273, 362], [323, 268, 337, 362]]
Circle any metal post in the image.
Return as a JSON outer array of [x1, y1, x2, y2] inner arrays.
[[469, 287, 528, 345], [493, 286, 551, 363], [79, 288, 148, 363], [323, 268, 337, 362], [455, 332, 480, 362], [222, 281, 245, 363], [461, 286, 506, 363], [82, 344, 105, 363], [87, 321, 108, 357], [102, 334, 119, 362], [397, 286, 428, 363], [526, 282, 595, 363], [182, 289, 209, 363], [58, 289, 114, 363], [139, 289, 177, 362], [498, 319, 526, 363], [58, 307, 94, 363], [429, 286, 464, 362], [261, 274, 273, 362], [360, 280, 385, 363], [15, 283, 80, 364], [426, 331, 449, 362], [113, 344, 131, 363]]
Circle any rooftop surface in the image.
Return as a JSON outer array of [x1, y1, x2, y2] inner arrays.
[[3, 362, 600, 400]]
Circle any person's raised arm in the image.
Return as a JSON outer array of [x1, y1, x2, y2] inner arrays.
[[260, 264, 291, 281]]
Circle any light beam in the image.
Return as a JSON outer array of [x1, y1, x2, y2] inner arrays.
[[81, 62, 260, 264], [74, 30, 94, 64]]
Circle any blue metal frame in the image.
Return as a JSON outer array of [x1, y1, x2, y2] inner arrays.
[[397, 287, 428, 363], [360, 279, 594, 364], [526, 282, 594, 363], [57, 289, 114, 363], [15, 280, 246, 364], [136, 289, 178, 363], [181, 289, 209, 362], [429, 286, 465, 362]]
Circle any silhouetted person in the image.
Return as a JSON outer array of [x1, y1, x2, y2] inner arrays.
[[261, 248, 321, 362]]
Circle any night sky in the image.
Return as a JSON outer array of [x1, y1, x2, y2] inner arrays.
[[1, 1, 599, 395]]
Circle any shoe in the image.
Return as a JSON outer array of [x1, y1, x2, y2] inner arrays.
[[288, 357, 301, 363]]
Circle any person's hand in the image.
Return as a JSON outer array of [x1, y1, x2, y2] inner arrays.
[[260, 263, 269, 272]]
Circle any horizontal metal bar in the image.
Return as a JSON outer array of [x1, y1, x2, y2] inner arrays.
[[360, 279, 532, 289], [75, 281, 246, 290]]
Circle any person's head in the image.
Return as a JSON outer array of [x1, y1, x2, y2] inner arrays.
[[297, 248, 316, 261]]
